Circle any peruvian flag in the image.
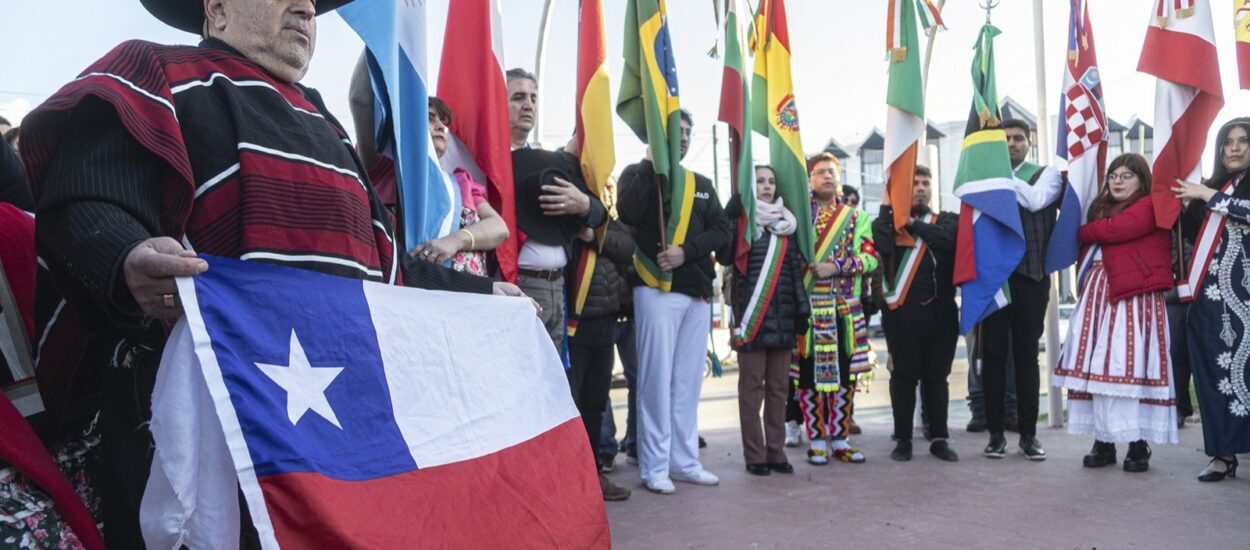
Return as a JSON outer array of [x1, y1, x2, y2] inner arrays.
[[1138, 0, 1224, 229], [437, 0, 518, 282], [1237, 1, 1250, 89]]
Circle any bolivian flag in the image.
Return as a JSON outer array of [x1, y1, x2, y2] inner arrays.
[[952, 24, 1023, 335], [1238, 1, 1250, 89], [751, 0, 813, 263], [568, 0, 615, 336], [618, 0, 694, 291]]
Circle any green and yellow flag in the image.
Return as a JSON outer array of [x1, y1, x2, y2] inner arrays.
[[617, 0, 694, 292], [751, 0, 813, 262]]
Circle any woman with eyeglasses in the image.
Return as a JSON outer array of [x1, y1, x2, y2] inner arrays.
[[1172, 118, 1250, 482], [1053, 153, 1177, 473]]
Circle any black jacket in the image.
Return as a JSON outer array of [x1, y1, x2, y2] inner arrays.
[[569, 219, 636, 320], [617, 160, 730, 299], [871, 205, 959, 308], [719, 196, 809, 351]]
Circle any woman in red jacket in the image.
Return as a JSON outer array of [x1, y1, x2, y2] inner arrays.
[[1053, 153, 1178, 473]]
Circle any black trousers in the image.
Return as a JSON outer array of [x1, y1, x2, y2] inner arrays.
[[884, 302, 959, 441], [567, 315, 617, 469], [981, 273, 1049, 437], [1166, 301, 1194, 418]]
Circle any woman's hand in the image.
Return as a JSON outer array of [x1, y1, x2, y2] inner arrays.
[[1171, 178, 1217, 204], [410, 233, 467, 264]]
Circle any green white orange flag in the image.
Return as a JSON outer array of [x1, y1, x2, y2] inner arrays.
[[617, 0, 693, 292], [568, 0, 615, 335], [884, 0, 943, 246], [718, 0, 755, 275], [751, 0, 813, 263]]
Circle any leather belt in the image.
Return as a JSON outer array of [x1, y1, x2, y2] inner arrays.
[[518, 267, 563, 281]]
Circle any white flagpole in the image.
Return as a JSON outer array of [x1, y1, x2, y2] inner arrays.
[[1032, 0, 1064, 429], [533, 0, 557, 148]]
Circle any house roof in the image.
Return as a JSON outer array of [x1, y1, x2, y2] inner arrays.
[[1125, 116, 1154, 139], [855, 124, 946, 152], [999, 96, 1037, 128], [822, 137, 852, 158]]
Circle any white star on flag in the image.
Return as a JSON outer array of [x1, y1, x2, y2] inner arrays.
[[257, 330, 345, 429]]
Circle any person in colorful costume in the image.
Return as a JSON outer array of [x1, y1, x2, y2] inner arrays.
[[1173, 117, 1250, 482], [793, 152, 878, 465], [1055, 153, 1178, 473], [873, 165, 960, 463], [21, 1, 503, 545]]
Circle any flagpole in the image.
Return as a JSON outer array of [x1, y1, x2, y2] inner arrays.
[[919, 0, 945, 167], [533, 0, 556, 148], [1032, 0, 1063, 429]]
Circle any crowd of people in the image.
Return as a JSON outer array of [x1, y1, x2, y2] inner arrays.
[[0, 0, 1247, 547]]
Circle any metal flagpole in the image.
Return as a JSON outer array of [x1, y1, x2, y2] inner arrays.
[[533, 0, 557, 148], [920, 0, 945, 209], [1032, 0, 1064, 429]]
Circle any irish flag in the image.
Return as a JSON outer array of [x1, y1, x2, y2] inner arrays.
[[751, 0, 813, 262], [952, 24, 1023, 335], [884, 0, 942, 246], [568, 0, 615, 334], [1139, 0, 1223, 229], [617, 0, 693, 292], [718, 0, 755, 275]]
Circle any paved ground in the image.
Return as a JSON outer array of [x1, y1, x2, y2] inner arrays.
[[600, 333, 1249, 549]]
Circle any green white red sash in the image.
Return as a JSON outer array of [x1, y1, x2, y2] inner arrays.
[[883, 213, 938, 310], [1177, 178, 1236, 302], [732, 234, 788, 346]]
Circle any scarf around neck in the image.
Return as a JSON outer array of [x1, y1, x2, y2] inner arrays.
[[756, 198, 797, 236]]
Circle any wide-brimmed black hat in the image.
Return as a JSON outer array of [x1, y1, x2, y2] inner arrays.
[[512, 148, 588, 246], [141, 0, 353, 34]]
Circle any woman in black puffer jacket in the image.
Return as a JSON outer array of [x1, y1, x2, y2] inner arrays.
[[719, 165, 809, 476]]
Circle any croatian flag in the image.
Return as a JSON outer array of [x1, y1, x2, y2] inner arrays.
[[340, 1, 461, 249], [139, 257, 608, 549], [1047, 0, 1107, 273]]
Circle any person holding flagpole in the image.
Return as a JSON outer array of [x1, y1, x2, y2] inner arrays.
[[720, 165, 807, 476], [794, 152, 878, 465], [873, 165, 960, 462], [1173, 117, 1250, 482]]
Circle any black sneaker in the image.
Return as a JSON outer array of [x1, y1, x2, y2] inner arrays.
[[984, 433, 1007, 458], [1082, 441, 1116, 468], [1123, 440, 1150, 473], [930, 440, 959, 462], [698, 436, 708, 449], [1020, 436, 1047, 461], [891, 439, 913, 462]]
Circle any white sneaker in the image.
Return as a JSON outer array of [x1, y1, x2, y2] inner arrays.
[[785, 421, 801, 447], [671, 468, 720, 486], [645, 477, 676, 494]]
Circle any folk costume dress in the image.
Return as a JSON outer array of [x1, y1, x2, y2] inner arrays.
[[1054, 199, 1179, 445], [1181, 172, 1250, 457], [793, 199, 878, 448]]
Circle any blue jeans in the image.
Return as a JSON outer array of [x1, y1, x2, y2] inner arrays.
[[966, 330, 1017, 418], [599, 318, 638, 455]]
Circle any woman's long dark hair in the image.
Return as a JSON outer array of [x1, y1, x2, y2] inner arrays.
[[1205, 117, 1250, 200], [1088, 153, 1152, 221]]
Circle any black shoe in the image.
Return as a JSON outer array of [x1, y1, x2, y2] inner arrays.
[[922, 423, 934, 442], [930, 440, 959, 462], [768, 461, 794, 474], [746, 463, 771, 476], [849, 419, 862, 435], [1004, 415, 1020, 433], [983, 433, 1007, 458], [891, 439, 913, 462], [967, 415, 988, 433], [698, 436, 708, 449], [1082, 441, 1116, 468], [1198, 456, 1239, 482], [1123, 440, 1151, 473], [1019, 435, 1046, 461]]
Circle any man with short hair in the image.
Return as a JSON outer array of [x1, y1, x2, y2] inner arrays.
[[873, 165, 959, 462], [793, 152, 878, 465], [979, 118, 1063, 460], [617, 109, 729, 495], [506, 67, 607, 352], [842, 185, 861, 209], [23, 1, 499, 545]]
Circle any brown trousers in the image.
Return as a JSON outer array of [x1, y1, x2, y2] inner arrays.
[[737, 349, 792, 464]]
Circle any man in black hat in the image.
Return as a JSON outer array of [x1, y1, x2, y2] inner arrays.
[[22, 1, 502, 546]]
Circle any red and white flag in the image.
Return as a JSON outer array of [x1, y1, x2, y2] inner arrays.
[[1138, 0, 1224, 229], [437, 0, 518, 281]]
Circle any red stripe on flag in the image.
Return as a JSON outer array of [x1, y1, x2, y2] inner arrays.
[[718, 67, 745, 135], [438, 1, 518, 282], [575, 0, 608, 150], [1239, 41, 1250, 90], [953, 203, 977, 286], [1137, 26, 1222, 98], [769, 0, 792, 51], [257, 419, 608, 548]]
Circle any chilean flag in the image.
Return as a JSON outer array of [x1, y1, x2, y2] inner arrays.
[[1138, 0, 1224, 229], [1047, 0, 1107, 273], [139, 256, 608, 549], [437, 0, 519, 282]]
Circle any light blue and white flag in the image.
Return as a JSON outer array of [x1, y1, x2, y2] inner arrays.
[[340, 1, 460, 249]]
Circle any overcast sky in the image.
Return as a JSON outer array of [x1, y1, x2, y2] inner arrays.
[[2, 1, 1248, 181]]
